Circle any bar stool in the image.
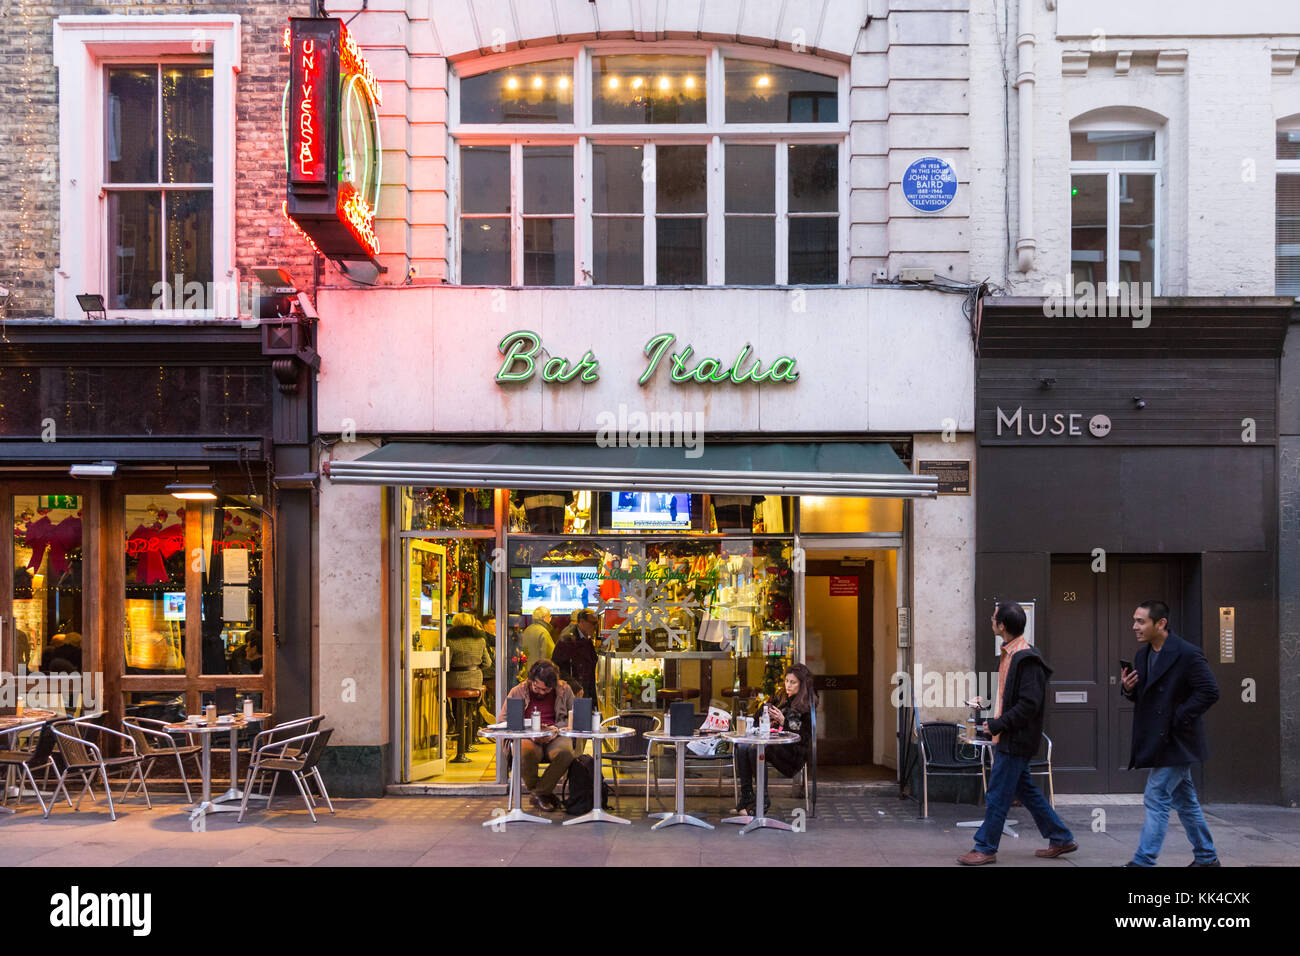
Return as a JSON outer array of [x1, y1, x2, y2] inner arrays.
[[447, 688, 482, 764]]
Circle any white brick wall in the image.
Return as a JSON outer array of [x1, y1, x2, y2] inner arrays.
[[969, 0, 1300, 295]]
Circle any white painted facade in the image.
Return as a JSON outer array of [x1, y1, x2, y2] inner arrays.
[[315, 1, 984, 780], [968, 0, 1300, 296]]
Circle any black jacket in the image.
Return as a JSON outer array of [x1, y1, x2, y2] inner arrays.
[[1121, 632, 1218, 769], [986, 645, 1050, 758]]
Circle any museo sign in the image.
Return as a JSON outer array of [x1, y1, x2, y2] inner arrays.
[[996, 406, 1113, 438]]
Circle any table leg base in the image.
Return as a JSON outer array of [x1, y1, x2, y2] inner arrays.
[[189, 800, 243, 815], [649, 812, 714, 831], [720, 813, 753, 826], [956, 819, 1019, 837], [562, 808, 631, 826], [737, 815, 794, 835], [481, 807, 553, 827], [213, 788, 264, 806]]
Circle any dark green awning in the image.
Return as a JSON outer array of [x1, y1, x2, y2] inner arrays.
[[324, 441, 936, 498]]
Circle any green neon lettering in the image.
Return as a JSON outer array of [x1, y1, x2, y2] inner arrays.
[[577, 351, 600, 382], [496, 330, 541, 383], [770, 356, 799, 382], [670, 346, 694, 382], [728, 344, 755, 383], [639, 333, 675, 386], [692, 358, 730, 383]]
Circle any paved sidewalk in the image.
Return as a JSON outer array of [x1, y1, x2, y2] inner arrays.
[[1, 791, 1296, 866]]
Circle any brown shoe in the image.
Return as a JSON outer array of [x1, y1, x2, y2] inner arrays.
[[957, 850, 997, 866], [1035, 841, 1078, 859]]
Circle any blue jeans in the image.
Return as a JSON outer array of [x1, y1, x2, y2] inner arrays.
[[1132, 764, 1217, 866], [974, 751, 1074, 855]]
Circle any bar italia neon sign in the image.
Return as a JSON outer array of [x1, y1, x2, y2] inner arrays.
[[495, 330, 799, 386], [282, 18, 382, 261]]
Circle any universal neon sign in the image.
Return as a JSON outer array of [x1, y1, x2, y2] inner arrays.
[[494, 330, 799, 386], [283, 18, 382, 261]]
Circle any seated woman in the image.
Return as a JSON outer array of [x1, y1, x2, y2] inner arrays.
[[733, 663, 815, 816]]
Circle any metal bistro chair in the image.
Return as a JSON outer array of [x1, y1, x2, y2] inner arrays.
[[0, 720, 61, 815], [123, 716, 203, 802], [1030, 732, 1055, 807], [237, 727, 334, 823], [679, 711, 736, 804], [244, 715, 324, 795], [596, 713, 659, 809], [49, 718, 152, 821], [916, 721, 985, 818]]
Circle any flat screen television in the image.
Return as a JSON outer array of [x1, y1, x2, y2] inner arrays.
[[607, 492, 691, 531], [520, 566, 600, 614], [162, 592, 186, 621]]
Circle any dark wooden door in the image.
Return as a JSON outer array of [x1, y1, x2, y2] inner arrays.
[[1047, 555, 1190, 792], [804, 560, 872, 764]]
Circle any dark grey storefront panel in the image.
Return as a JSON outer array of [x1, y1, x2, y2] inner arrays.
[[978, 446, 1274, 554]]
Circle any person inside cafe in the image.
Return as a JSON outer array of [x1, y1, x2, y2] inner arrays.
[[498, 660, 575, 812], [520, 607, 555, 666], [230, 630, 263, 674], [447, 612, 493, 740], [553, 607, 600, 707], [733, 662, 815, 816]]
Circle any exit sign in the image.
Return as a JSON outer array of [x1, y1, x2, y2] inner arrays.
[[39, 495, 79, 509]]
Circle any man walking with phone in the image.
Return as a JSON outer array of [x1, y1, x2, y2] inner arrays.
[[1121, 601, 1221, 867], [957, 602, 1076, 865]]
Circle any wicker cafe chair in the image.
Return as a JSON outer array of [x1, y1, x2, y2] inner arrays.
[[0, 720, 61, 816], [916, 721, 984, 818], [237, 727, 334, 823], [49, 719, 152, 821], [596, 713, 659, 809], [123, 716, 203, 803]]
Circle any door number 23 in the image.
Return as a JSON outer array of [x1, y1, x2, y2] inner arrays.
[[1062, 591, 1078, 602]]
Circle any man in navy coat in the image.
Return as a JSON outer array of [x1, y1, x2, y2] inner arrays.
[[1120, 600, 1221, 867]]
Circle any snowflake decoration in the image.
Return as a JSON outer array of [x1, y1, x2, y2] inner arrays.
[[599, 578, 700, 657]]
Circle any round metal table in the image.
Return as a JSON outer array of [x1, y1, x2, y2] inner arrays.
[[643, 730, 721, 831], [558, 725, 634, 826], [164, 715, 268, 823], [478, 726, 561, 827], [721, 729, 801, 835]]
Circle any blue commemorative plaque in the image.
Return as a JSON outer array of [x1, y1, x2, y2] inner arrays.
[[902, 156, 958, 212]]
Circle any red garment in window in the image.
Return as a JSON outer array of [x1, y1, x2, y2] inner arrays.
[[23, 517, 55, 573]]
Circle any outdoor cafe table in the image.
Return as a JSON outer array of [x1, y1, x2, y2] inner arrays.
[[720, 729, 801, 835], [0, 711, 58, 814], [478, 726, 561, 827], [956, 735, 1019, 838], [558, 724, 634, 826], [164, 714, 269, 823], [643, 729, 721, 831]]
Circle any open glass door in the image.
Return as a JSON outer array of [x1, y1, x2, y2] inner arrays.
[[402, 540, 446, 780]]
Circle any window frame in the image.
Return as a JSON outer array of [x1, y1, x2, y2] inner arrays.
[[449, 42, 849, 287], [1276, 119, 1300, 297], [53, 16, 239, 320], [1069, 122, 1163, 294]]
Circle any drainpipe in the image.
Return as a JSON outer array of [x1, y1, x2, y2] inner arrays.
[[1015, 0, 1036, 273]]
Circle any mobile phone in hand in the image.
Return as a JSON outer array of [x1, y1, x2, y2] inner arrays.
[[1120, 659, 1133, 674]]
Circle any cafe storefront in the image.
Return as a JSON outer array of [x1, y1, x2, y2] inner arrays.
[[315, 285, 977, 796]]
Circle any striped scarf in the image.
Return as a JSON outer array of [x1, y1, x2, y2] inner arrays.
[[993, 636, 1031, 743]]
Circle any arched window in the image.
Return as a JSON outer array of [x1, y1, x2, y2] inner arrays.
[[1277, 117, 1300, 296], [452, 47, 847, 287], [1069, 110, 1164, 294]]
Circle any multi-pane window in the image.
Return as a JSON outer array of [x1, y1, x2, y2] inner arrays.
[[453, 50, 845, 286], [105, 64, 214, 309], [1277, 127, 1300, 296], [1069, 129, 1159, 292]]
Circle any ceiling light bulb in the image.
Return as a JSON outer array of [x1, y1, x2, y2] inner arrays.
[[558, 76, 570, 90], [608, 76, 620, 89], [631, 77, 643, 89], [757, 75, 771, 88], [505, 76, 519, 90], [658, 76, 670, 90], [684, 76, 696, 89], [531, 76, 543, 89]]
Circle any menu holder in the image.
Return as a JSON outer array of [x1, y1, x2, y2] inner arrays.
[[506, 697, 524, 732], [670, 701, 694, 738], [571, 698, 592, 733]]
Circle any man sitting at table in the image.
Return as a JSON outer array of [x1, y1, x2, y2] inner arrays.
[[498, 660, 575, 812]]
